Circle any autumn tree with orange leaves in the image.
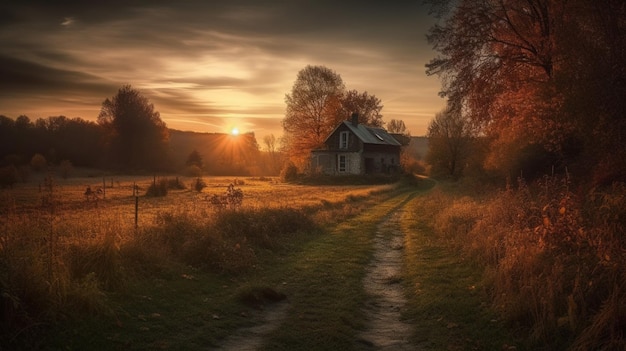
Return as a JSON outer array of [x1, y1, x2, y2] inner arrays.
[[425, 0, 626, 182], [282, 65, 386, 169]]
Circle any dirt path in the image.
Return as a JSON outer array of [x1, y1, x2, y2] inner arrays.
[[212, 300, 289, 351], [213, 195, 418, 350], [358, 206, 415, 350]]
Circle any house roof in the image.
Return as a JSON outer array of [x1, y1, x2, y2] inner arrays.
[[338, 120, 401, 146]]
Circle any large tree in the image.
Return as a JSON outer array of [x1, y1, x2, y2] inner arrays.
[[387, 119, 409, 135], [426, 107, 475, 178], [338, 90, 384, 128], [425, 0, 626, 181], [282, 65, 387, 167], [98, 85, 169, 170], [282, 65, 346, 165]]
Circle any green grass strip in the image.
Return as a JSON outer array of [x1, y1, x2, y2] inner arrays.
[[400, 193, 524, 351]]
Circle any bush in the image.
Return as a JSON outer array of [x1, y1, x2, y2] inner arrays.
[[145, 179, 168, 197], [144, 177, 185, 197], [30, 153, 47, 172], [165, 177, 186, 190], [280, 161, 299, 182], [193, 177, 207, 192]]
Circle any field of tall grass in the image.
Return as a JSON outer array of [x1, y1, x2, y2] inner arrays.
[[414, 176, 626, 350], [0, 173, 399, 348]]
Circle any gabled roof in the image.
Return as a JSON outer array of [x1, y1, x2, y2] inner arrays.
[[331, 120, 401, 146]]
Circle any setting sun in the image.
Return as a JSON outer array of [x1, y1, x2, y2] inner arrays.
[[230, 127, 239, 135]]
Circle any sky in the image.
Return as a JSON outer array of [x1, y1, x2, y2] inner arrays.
[[0, 0, 446, 140]]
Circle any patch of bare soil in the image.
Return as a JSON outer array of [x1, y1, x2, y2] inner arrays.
[[212, 298, 289, 351], [358, 208, 415, 350]]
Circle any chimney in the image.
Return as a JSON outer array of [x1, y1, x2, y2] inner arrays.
[[351, 112, 359, 126]]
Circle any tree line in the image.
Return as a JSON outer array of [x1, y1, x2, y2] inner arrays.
[[0, 85, 262, 184], [424, 0, 625, 185], [1, 69, 412, 184]]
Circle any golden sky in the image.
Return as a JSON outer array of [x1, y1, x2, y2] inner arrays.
[[0, 1, 446, 138]]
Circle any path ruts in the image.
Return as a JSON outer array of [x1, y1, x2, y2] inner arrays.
[[358, 206, 415, 350]]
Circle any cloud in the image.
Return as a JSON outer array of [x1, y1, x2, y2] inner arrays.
[[0, 0, 443, 136]]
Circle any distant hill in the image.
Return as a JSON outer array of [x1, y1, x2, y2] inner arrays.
[[168, 129, 260, 176]]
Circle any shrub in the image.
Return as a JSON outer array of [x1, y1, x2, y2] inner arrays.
[[146, 180, 167, 197], [30, 153, 47, 172], [193, 177, 207, 192], [280, 161, 299, 182], [165, 177, 186, 190]]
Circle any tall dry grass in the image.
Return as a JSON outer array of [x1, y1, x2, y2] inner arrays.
[[416, 176, 626, 349], [0, 175, 397, 346]]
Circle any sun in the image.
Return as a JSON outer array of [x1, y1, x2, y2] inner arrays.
[[230, 127, 239, 136]]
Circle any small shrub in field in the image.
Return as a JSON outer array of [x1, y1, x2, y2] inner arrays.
[[30, 153, 47, 172], [65, 235, 125, 290], [208, 184, 243, 209], [193, 177, 207, 192], [66, 273, 111, 316], [165, 177, 186, 190], [146, 179, 168, 197]]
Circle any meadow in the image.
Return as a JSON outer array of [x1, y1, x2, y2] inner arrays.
[[0, 171, 399, 349]]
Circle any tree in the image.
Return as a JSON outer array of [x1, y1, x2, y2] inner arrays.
[[98, 85, 169, 171], [186, 149, 203, 168], [425, 0, 626, 181], [426, 107, 475, 179], [283, 65, 346, 166], [425, 1, 563, 173], [387, 119, 409, 135], [263, 134, 282, 174], [338, 90, 384, 128], [30, 153, 47, 172]]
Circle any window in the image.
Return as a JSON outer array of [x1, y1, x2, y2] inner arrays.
[[338, 155, 348, 172], [339, 131, 349, 149]]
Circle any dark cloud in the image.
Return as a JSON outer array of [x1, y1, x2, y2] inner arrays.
[[0, 55, 116, 96]]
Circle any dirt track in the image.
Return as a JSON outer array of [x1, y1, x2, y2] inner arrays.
[[358, 207, 415, 350], [214, 196, 416, 350]]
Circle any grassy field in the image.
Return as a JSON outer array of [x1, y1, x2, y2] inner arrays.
[[6, 172, 614, 350], [0, 172, 402, 349]]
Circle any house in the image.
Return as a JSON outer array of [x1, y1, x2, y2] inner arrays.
[[311, 113, 403, 175]]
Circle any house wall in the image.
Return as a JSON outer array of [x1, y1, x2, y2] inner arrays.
[[311, 151, 362, 175], [325, 124, 363, 152], [363, 144, 401, 174], [363, 151, 400, 174], [311, 122, 401, 175]]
